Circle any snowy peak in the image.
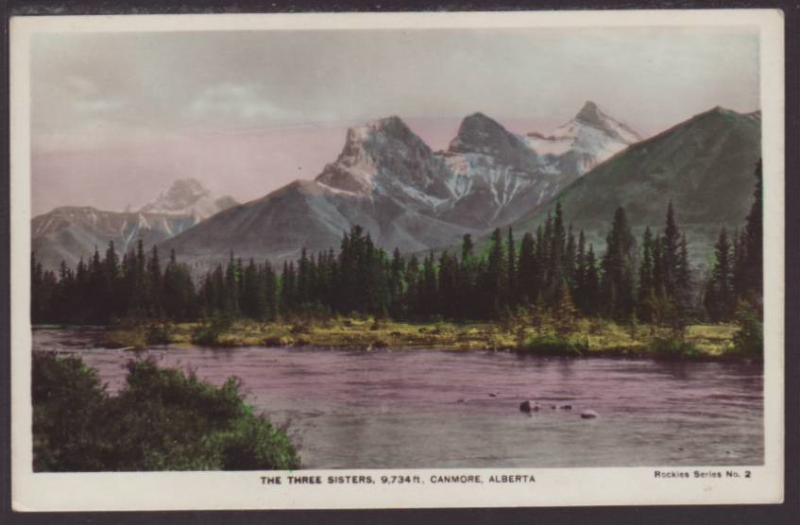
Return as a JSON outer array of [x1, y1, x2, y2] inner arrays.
[[574, 100, 603, 125], [526, 101, 643, 176], [448, 112, 540, 174], [567, 100, 642, 143], [140, 178, 237, 220], [450, 112, 531, 156], [316, 115, 452, 201]]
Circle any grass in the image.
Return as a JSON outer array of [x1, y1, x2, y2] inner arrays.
[[103, 316, 748, 360]]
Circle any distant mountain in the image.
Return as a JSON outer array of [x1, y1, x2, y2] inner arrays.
[[139, 178, 237, 220], [510, 106, 761, 267], [32, 179, 237, 271], [526, 101, 642, 180], [32, 207, 196, 271]]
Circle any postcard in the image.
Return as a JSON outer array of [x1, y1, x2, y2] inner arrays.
[[9, 9, 784, 511]]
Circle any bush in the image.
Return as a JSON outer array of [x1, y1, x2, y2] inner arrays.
[[519, 335, 586, 356], [145, 321, 175, 345], [732, 302, 763, 356], [32, 353, 108, 471], [651, 337, 700, 359], [32, 352, 300, 471], [192, 315, 234, 346]]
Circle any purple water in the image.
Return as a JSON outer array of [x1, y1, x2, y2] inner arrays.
[[33, 326, 764, 469]]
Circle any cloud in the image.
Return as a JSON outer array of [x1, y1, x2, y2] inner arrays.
[[187, 83, 296, 123], [30, 27, 759, 149]]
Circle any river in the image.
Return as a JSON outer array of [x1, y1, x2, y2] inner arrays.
[[32, 326, 764, 469]]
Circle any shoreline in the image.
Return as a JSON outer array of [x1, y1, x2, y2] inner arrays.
[[35, 318, 759, 362]]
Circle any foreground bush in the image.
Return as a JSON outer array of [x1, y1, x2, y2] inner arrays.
[[32, 352, 300, 472]]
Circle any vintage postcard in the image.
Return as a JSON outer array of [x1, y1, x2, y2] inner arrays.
[[9, 9, 784, 511]]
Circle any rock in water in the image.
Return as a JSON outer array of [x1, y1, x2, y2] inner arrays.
[[580, 410, 599, 419]]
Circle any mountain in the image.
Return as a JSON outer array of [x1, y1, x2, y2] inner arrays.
[[526, 101, 642, 181], [436, 113, 560, 228], [32, 207, 197, 271], [32, 179, 237, 271], [156, 106, 666, 269], [509, 106, 761, 267], [160, 112, 601, 267], [160, 117, 485, 266], [139, 178, 237, 220]]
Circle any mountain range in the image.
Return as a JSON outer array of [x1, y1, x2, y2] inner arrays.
[[31, 102, 761, 274], [31, 179, 237, 271], [157, 102, 643, 268]]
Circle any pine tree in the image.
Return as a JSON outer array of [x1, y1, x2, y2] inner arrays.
[[675, 234, 693, 315], [486, 228, 507, 317], [517, 232, 537, 306], [438, 251, 459, 319], [704, 228, 734, 322], [638, 227, 655, 322], [662, 201, 681, 294], [565, 224, 577, 286], [583, 244, 600, 316], [146, 246, 163, 318], [601, 207, 636, 320], [389, 248, 406, 318], [507, 228, 516, 307], [741, 159, 763, 309], [281, 261, 296, 316]]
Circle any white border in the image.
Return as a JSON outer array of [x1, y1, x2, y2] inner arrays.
[[10, 9, 785, 511]]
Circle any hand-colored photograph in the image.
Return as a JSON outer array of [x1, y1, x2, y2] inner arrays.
[[27, 19, 767, 475]]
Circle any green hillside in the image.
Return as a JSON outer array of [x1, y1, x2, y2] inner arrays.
[[507, 107, 761, 270]]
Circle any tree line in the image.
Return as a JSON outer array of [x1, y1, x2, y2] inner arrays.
[[31, 162, 762, 326]]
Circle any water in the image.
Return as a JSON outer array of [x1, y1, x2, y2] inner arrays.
[[33, 327, 764, 469]]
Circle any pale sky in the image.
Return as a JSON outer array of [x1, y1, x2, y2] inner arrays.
[[31, 26, 760, 215]]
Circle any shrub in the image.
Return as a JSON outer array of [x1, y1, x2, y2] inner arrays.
[[192, 315, 233, 346], [732, 302, 763, 356], [32, 352, 300, 471], [651, 337, 700, 359], [32, 353, 108, 471], [519, 335, 586, 356], [145, 321, 174, 345]]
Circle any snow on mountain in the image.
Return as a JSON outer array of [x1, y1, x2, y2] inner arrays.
[[140, 178, 237, 220], [37, 105, 649, 272], [161, 109, 644, 267], [511, 106, 760, 267], [316, 116, 453, 209], [31, 206, 197, 271], [526, 101, 643, 177]]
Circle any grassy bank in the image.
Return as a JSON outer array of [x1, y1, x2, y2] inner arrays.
[[103, 316, 757, 360]]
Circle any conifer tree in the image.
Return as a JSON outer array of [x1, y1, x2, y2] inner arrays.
[[517, 232, 537, 306], [740, 159, 763, 309], [704, 228, 734, 321], [583, 244, 600, 316], [601, 207, 636, 320], [486, 228, 507, 317], [638, 227, 655, 322], [507, 228, 516, 307]]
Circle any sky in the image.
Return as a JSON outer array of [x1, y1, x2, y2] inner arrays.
[[30, 26, 760, 215]]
